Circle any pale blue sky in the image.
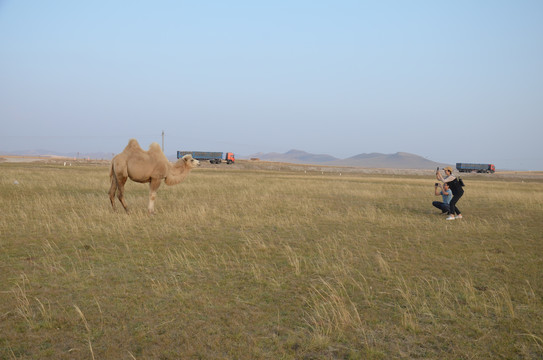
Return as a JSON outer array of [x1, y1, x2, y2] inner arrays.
[[1, 1, 542, 170]]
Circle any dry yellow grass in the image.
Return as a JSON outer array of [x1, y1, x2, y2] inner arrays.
[[0, 162, 542, 359]]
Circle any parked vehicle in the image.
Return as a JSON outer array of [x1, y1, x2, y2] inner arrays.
[[177, 151, 235, 164], [456, 163, 495, 173]]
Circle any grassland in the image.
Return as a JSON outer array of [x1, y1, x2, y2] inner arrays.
[[0, 161, 542, 359]]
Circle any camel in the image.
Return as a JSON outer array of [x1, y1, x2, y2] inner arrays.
[[109, 139, 199, 214]]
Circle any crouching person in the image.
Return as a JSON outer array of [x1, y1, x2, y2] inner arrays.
[[433, 182, 452, 214]]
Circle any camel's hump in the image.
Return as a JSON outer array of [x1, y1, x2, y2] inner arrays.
[[126, 139, 141, 148], [148, 142, 162, 152], [120, 139, 143, 153]]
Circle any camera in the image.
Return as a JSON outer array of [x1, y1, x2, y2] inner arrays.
[[435, 183, 439, 186]]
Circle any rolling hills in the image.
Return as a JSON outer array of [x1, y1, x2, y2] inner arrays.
[[2, 148, 450, 169], [246, 149, 449, 169]]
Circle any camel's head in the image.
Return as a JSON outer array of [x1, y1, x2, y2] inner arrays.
[[181, 154, 200, 168]]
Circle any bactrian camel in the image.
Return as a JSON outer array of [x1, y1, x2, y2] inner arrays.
[[109, 139, 199, 214]]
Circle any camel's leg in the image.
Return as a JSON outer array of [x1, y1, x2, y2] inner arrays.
[[116, 175, 130, 213], [148, 178, 162, 215], [109, 174, 118, 210]]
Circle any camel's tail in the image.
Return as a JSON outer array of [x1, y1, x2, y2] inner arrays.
[[109, 162, 116, 186], [108, 162, 118, 206]]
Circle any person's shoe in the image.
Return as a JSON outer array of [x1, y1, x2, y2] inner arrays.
[[455, 214, 463, 219], [446, 215, 456, 220]]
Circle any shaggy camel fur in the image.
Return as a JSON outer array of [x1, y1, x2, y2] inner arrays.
[[109, 139, 199, 214]]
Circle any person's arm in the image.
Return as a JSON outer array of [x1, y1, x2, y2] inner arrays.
[[442, 174, 456, 183], [442, 189, 450, 196], [436, 170, 444, 181], [435, 184, 442, 196]]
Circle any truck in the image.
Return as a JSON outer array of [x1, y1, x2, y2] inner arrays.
[[456, 163, 495, 173], [177, 151, 235, 164]]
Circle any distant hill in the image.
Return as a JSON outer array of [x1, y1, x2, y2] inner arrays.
[[246, 150, 448, 169], [0, 150, 115, 160], [249, 149, 339, 164], [2, 148, 449, 169], [333, 152, 446, 169]]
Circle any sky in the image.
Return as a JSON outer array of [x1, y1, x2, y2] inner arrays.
[[1, 1, 542, 170]]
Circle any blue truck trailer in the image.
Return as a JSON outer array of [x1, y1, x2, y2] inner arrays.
[[456, 163, 495, 173], [177, 151, 235, 164]]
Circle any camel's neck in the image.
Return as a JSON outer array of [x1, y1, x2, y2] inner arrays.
[[164, 162, 190, 186]]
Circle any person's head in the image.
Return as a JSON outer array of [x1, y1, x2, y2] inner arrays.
[[444, 166, 453, 175], [443, 183, 449, 190]]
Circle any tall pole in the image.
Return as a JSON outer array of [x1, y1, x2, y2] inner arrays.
[[162, 130, 164, 152]]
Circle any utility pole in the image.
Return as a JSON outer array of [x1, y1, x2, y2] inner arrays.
[[162, 130, 165, 152]]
